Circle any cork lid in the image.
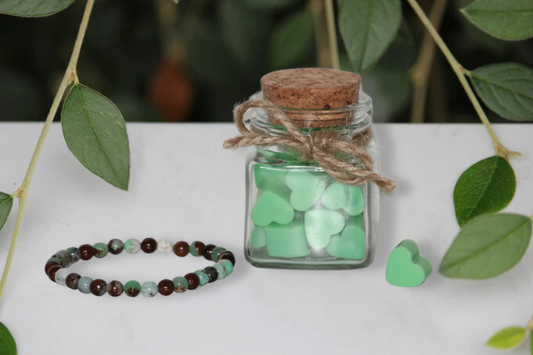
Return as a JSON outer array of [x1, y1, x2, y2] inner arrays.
[[260, 68, 361, 128]]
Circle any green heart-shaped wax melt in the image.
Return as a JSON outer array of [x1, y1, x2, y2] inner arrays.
[[251, 176, 294, 227], [285, 171, 327, 211], [322, 182, 365, 216], [254, 164, 288, 189], [386, 240, 432, 287], [257, 149, 305, 165], [326, 220, 366, 259], [304, 209, 345, 249], [251, 226, 266, 248], [265, 220, 310, 258]]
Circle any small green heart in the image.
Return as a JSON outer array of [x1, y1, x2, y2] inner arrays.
[[322, 182, 365, 216], [251, 225, 267, 248], [254, 164, 288, 189], [257, 149, 306, 165], [326, 220, 366, 259], [251, 187, 294, 227], [304, 209, 345, 248], [285, 171, 328, 211], [265, 220, 310, 258], [386, 240, 433, 287]]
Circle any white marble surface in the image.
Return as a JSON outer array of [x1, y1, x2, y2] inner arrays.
[[0, 123, 532, 354]]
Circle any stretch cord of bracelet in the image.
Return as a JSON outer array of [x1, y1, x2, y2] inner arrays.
[[44, 239, 235, 297]]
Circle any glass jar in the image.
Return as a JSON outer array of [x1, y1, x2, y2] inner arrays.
[[241, 68, 379, 270]]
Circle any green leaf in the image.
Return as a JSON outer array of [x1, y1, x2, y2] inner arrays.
[[244, 0, 301, 12], [339, 0, 402, 72], [471, 63, 533, 121], [454, 156, 516, 227], [0, 192, 13, 232], [487, 326, 526, 350], [0, 0, 74, 17], [0, 322, 17, 355], [61, 84, 130, 191], [440, 213, 532, 279], [267, 9, 315, 70], [461, 0, 533, 41]]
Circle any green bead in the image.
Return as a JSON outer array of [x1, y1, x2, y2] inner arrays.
[[124, 281, 142, 297], [211, 247, 226, 262], [172, 277, 188, 293], [124, 239, 141, 254], [78, 277, 93, 294], [93, 243, 109, 258], [141, 282, 158, 297], [219, 260, 234, 276], [47, 257, 62, 265], [53, 252, 67, 266], [195, 270, 209, 286], [213, 263, 226, 280]]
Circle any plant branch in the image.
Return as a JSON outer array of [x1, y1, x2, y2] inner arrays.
[[0, 0, 95, 306], [406, 0, 520, 159], [527, 314, 533, 331], [410, 0, 448, 123], [324, 0, 340, 70]]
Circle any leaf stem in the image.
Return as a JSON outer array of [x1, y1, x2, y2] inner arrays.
[[324, 0, 340, 70], [405, 0, 520, 160], [0, 0, 95, 306]]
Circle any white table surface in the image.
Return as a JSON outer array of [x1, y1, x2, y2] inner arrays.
[[0, 123, 532, 355]]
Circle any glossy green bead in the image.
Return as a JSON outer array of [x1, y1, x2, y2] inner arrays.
[[78, 277, 93, 294], [93, 243, 109, 258], [66, 247, 81, 263], [53, 252, 67, 266], [172, 277, 188, 293], [124, 281, 142, 297], [47, 257, 62, 265], [124, 239, 141, 254], [195, 270, 209, 286], [211, 247, 226, 262], [213, 263, 226, 280], [141, 282, 158, 297], [220, 259, 233, 276]]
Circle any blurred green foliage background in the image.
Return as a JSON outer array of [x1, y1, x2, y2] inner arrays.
[[0, 0, 531, 123]]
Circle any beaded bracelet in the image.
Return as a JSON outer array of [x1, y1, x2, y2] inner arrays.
[[44, 239, 235, 297]]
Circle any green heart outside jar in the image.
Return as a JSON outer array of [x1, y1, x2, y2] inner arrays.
[[304, 209, 345, 249], [386, 240, 432, 287], [265, 220, 310, 258]]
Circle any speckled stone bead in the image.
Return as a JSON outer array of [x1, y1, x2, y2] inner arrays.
[[172, 277, 188, 293], [203, 244, 216, 261], [213, 263, 226, 280], [107, 281, 124, 297], [203, 266, 218, 283], [124, 281, 142, 297], [66, 273, 82, 290], [47, 265, 62, 282], [66, 247, 81, 264], [211, 247, 226, 262], [158, 279, 175, 296], [220, 259, 234, 276], [90, 279, 107, 296], [52, 252, 68, 266], [218, 251, 236, 266], [141, 238, 157, 254], [108, 239, 124, 255], [124, 239, 141, 254], [141, 282, 158, 297], [45, 260, 61, 275], [189, 241, 205, 257], [55, 268, 70, 286], [79, 244, 95, 260], [158, 240, 173, 252], [93, 243, 109, 258], [185, 273, 200, 290], [173, 241, 189, 257], [195, 270, 209, 286], [57, 250, 72, 266], [78, 277, 93, 294]]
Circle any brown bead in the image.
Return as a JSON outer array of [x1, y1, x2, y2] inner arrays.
[[190, 241, 205, 257], [107, 280, 124, 297], [79, 244, 95, 260], [158, 279, 175, 296], [218, 251, 236, 266], [45, 260, 61, 275], [184, 273, 200, 290], [47, 265, 62, 282], [90, 279, 107, 296], [141, 238, 157, 253], [173, 241, 189, 257], [203, 244, 216, 260], [66, 273, 82, 290]]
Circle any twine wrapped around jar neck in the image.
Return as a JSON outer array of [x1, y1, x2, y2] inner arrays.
[[223, 99, 396, 193]]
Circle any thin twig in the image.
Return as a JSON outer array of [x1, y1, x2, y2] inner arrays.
[[324, 0, 340, 69], [410, 0, 448, 123], [0, 0, 96, 306], [406, 0, 520, 159]]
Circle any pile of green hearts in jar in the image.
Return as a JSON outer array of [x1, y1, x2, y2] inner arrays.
[[250, 163, 366, 259]]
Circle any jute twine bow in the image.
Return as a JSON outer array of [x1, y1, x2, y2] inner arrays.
[[223, 99, 396, 193]]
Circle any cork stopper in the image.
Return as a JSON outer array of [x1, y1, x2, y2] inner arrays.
[[260, 68, 361, 128]]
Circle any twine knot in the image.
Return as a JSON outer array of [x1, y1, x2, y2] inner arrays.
[[223, 99, 396, 193]]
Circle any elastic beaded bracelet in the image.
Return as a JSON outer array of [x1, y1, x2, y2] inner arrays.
[[44, 239, 235, 297]]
